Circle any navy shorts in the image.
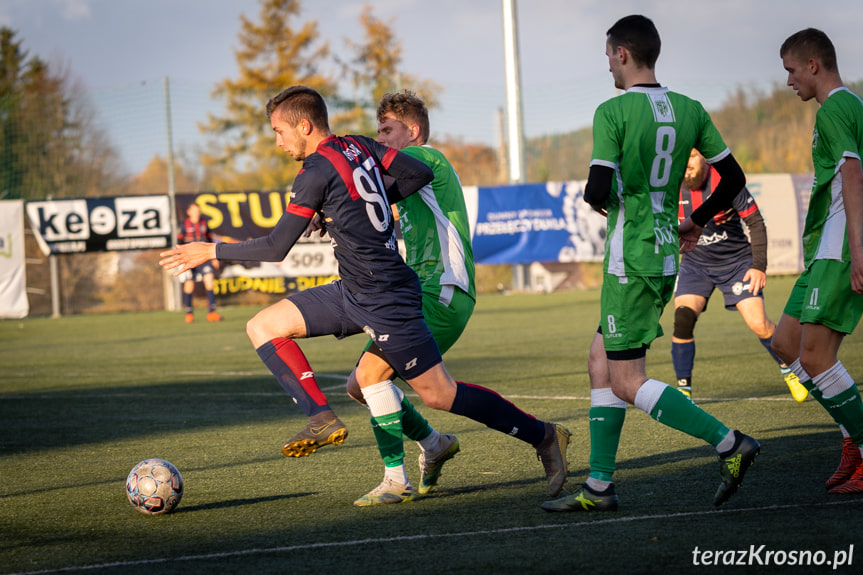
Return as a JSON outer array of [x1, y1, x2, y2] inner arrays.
[[288, 279, 443, 380], [675, 257, 762, 310]]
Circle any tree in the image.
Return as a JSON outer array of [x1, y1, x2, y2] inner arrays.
[[0, 27, 122, 201], [334, 5, 442, 136], [199, 0, 335, 191], [711, 85, 818, 174], [436, 136, 503, 186], [128, 155, 201, 196]]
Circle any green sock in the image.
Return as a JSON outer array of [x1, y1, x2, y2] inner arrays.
[[649, 386, 729, 447], [370, 412, 405, 467], [803, 374, 863, 442], [823, 386, 863, 445], [400, 396, 432, 442], [801, 378, 833, 413], [589, 406, 626, 482]]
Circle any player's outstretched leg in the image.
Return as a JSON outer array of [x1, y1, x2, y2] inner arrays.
[[399, 395, 461, 495], [347, 373, 461, 494], [418, 433, 460, 495], [256, 337, 347, 457], [634, 379, 759, 506], [715, 430, 760, 507], [281, 411, 348, 457], [535, 422, 572, 496], [354, 380, 413, 506], [448, 381, 571, 496], [543, 388, 625, 512]]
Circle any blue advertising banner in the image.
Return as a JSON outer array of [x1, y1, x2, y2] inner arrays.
[[469, 180, 606, 265]]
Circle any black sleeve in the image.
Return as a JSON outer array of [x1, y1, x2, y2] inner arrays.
[[215, 211, 309, 262], [382, 150, 434, 203], [690, 154, 746, 227], [584, 164, 614, 207], [742, 209, 768, 272]]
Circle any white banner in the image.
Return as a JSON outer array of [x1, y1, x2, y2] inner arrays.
[[746, 174, 806, 275], [0, 200, 29, 318], [25, 195, 172, 255]]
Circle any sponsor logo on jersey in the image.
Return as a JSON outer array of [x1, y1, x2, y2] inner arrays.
[[342, 143, 362, 162], [697, 230, 729, 246]]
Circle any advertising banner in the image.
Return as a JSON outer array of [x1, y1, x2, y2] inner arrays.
[[464, 180, 606, 265], [25, 195, 172, 255], [0, 200, 29, 318], [176, 192, 339, 295], [746, 174, 807, 275], [465, 177, 804, 274]]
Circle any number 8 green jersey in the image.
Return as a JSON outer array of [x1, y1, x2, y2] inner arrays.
[[591, 86, 730, 277]]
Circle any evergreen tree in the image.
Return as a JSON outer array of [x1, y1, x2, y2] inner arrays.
[[199, 0, 335, 191]]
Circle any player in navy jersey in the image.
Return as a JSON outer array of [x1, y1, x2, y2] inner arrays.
[[159, 86, 571, 504], [672, 149, 808, 401], [177, 203, 222, 323]]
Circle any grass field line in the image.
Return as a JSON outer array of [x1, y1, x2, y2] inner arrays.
[[9, 499, 862, 575]]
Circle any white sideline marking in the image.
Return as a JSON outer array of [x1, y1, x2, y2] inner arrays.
[[9, 500, 862, 575]]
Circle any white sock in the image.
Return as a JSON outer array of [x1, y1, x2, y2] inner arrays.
[[633, 379, 667, 415], [592, 387, 627, 409], [585, 477, 612, 492], [363, 380, 402, 417], [789, 358, 810, 382], [813, 361, 854, 399], [384, 464, 409, 485], [418, 429, 442, 453]]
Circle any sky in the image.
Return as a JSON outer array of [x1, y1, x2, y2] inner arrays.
[[3, 0, 863, 176]]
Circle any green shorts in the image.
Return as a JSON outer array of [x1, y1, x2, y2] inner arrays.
[[784, 259, 863, 334], [600, 273, 675, 351], [363, 285, 475, 356]]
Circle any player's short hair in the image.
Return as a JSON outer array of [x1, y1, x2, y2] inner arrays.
[[606, 14, 661, 69], [266, 86, 330, 131], [377, 91, 430, 144], [780, 28, 838, 72]]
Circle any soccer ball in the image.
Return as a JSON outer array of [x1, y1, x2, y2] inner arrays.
[[125, 458, 184, 515]]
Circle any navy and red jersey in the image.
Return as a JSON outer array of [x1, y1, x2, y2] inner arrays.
[[678, 166, 758, 267], [177, 217, 212, 244], [217, 134, 434, 295]]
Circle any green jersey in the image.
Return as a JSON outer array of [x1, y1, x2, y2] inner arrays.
[[591, 86, 729, 277], [804, 86, 863, 268], [397, 145, 476, 303]]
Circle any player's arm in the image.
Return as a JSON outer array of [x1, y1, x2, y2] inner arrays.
[[741, 203, 767, 273], [689, 154, 745, 226], [216, 210, 309, 262], [159, 211, 309, 276], [740, 200, 768, 295], [841, 155, 863, 294], [583, 164, 613, 216], [369, 139, 434, 203], [680, 154, 746, 252]]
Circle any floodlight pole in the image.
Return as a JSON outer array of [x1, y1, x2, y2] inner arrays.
[[502, 0, 528, 290], [502, 0, 526, 184], [163, 76, 181, 312]]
